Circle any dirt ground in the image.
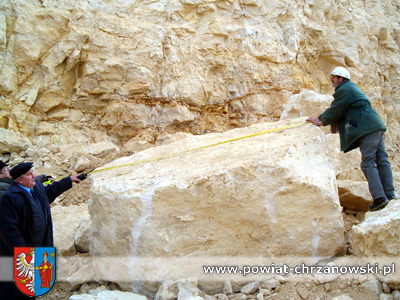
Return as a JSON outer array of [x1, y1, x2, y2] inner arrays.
[[50, 177, 92, 207], [41, 276, 385, 300]]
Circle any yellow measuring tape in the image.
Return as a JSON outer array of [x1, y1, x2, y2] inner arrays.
[[45, 121, 308, 184]]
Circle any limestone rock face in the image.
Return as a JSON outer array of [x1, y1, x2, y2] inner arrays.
[[0, 128, 32, 153], [280, 89, 333, 121], [350, 200, 400, 257], [89, 118, 344, 286], [0, 0, 399, 176]]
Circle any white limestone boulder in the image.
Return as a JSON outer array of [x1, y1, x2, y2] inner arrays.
[[89, 118, 345, 273], [88, 118, 344, 292]]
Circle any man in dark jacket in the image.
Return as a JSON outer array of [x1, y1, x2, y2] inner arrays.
[[0, 161, 13, 200], [0, 161, 53, 200], [0, 162, 81, 300], [307, 67, 396, 212]]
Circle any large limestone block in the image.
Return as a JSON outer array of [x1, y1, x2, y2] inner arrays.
[[89, 118, 345, 286], [350, 200, 400, 256]]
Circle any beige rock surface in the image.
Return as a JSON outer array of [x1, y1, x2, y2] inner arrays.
[[337, 180, 372, 212], [155, 278, 208, 300], [0, 127, 32, 154], [52, 204, 90, 256], [280, 89, 333, 122], [74, 215, 91, 253], [57, 255, 96, 291]]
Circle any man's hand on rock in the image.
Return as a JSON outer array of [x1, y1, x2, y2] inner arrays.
[[306, 117, 323, 126]]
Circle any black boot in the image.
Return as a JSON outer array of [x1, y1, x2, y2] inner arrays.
[[369, 197, 389, 211]]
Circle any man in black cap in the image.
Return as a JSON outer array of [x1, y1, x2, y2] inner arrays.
[[0, 162, 82, 300], [0, 161, 53, 200]]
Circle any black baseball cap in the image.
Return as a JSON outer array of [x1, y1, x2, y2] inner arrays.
[[10, 162, 34, 180]]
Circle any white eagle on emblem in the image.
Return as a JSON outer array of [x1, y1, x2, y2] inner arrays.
[[16, 248, 35, 293]]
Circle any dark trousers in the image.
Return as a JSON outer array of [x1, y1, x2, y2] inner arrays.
[[359, 130, 395, 200], [0, 282, 35, 300]]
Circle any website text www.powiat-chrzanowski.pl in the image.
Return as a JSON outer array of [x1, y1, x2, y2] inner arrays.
[[203, 263, 396, 276]]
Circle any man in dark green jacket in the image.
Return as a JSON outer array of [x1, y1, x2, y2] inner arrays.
[[308, 67, 396, 211]]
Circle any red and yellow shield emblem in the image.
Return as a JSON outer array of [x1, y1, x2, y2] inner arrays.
[[14, 247, 56, 297]]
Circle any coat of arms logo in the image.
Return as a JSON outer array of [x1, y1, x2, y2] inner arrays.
[[14, 247, 56, 297]]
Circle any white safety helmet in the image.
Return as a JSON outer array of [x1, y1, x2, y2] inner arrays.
[[330, 67, 351, 80]]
